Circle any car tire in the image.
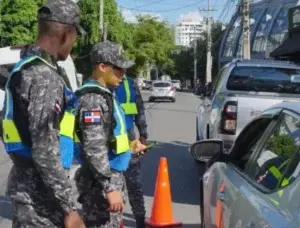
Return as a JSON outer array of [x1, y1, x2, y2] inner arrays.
[[171, 98, 176, 102], [149, 97, 154, 102]]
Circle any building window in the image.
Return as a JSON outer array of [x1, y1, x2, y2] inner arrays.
[[236, 8, 264, 56], [223, 15, 242, 57], [252, 8, 277, 54], [266, 7, 289, 53]]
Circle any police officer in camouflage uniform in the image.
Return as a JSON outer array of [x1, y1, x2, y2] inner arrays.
[[4, 0, 85, 227], [74, 41, 135, 228], [114, 73, 148, 227]]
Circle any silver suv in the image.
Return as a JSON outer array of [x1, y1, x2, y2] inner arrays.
[[196, 59, 300, 151]]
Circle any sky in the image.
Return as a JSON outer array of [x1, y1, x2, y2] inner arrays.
[[116, 0, 238, 24]]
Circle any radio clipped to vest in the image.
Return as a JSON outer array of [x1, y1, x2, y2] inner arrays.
[[2, 55, 77, 169], [74, 81, 132, 172]]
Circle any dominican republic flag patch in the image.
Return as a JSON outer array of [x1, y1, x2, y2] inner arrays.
[[83, 111, 101, 124]]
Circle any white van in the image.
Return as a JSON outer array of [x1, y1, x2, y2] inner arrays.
[[0, 46, 80, 110]]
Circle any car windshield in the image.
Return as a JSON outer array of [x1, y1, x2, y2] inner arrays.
[[153, 82, 171, 87], [227, 66, 300, 94]]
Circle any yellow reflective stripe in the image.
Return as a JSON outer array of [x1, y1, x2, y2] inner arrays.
[[2, 119, 21, 143], [121, 103, 138, 114], [74, 133, 80, 143], [270, 197, 280, 206], [115, 134, 130, 154], [60, 112, 75, 138], [124, 77, 131, 104], [122, 78, 138, 114], [281, 178, 289, 187], [269, 166, 282, 180], [114, 100, 126, 135], [113, 99, 130, 153]]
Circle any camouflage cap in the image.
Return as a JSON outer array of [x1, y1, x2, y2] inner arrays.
[[90, 41, 135, 69], [38, 0, 85, 35]]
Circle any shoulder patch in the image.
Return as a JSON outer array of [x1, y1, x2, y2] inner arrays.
[[83, 110, 102, 124]]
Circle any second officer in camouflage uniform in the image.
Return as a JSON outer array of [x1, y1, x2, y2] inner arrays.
[[4, 0, 85, 227], [114, 73, 148, 227], [74, 41, 135, 228]]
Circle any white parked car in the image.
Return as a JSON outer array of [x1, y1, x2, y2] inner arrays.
[[0, 45, 80, 110], [171, 79, 181, 91], [149, 80, 176, 102]]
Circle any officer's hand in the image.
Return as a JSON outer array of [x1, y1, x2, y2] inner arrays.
[[140, 136, 147, 145], [131, 139, 147, 155], [64, 210, 85, 228], [107, 191, 124, 212]]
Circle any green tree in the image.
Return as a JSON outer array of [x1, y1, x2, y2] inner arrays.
[[267, 135, 297, 157], [0, 0, 44, 47], [127, 15, 175, 76], [73, 0, 129, 77]]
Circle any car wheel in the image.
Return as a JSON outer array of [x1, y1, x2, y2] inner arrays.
[[149, 97, 154, 102], [171, 98, 176, 102]]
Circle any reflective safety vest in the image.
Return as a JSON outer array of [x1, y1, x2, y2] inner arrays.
[[2, 55, 77, 169], [114, 76, 138, 130], [259, 158, 290, 191], [74, 81, 132, 172], [258, 158, 292, 206]]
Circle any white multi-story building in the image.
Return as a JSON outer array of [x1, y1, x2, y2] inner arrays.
[[175, 17, 206, 47]]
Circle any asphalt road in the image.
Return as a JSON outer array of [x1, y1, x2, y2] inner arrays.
[[0, 91, 204, 228]]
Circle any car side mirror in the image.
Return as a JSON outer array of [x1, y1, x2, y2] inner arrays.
[[190, 139, 224, 163]]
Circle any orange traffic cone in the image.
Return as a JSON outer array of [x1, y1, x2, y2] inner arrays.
[[146, 157, 182, 227]]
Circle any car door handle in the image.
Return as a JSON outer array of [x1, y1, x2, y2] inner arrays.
[[216, 191, 227, 202]]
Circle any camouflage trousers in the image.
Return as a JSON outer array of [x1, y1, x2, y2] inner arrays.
[[6, 166, 66, 228], [125, 127, 146, 218], [124, 154, 146, 218], [75, 167, 126, 228]]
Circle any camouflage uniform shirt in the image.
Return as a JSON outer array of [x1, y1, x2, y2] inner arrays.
[[6, 45, 75, 227], [75, 82, 125, 227]]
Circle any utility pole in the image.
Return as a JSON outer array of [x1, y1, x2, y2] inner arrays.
[[103, 23, 108, 42], [99, 0, 104, 42], [199, 0, 216, 83], [193, 26, 197, 88], [242, 0, 250, 59]]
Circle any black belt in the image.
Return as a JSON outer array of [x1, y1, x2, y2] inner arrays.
[[9, 154, 35, 168]]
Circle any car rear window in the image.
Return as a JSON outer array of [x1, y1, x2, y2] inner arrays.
[[227, 66, 300, 94], [153, 82, 171, 87]]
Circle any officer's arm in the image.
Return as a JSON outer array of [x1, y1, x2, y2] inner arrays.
[[133, 80, 148, 138], [78, 94, 118, 192], [27, 70, 74, 214]]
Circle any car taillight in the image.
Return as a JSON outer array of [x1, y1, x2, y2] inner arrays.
[[170, 87, 175, 91], [219, 101, 237, 135]]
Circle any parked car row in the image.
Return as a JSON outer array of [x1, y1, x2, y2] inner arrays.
[[192, 58, 300, 228]]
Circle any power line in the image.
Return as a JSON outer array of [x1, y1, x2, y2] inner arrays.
[[118, 0, 206, 12]]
